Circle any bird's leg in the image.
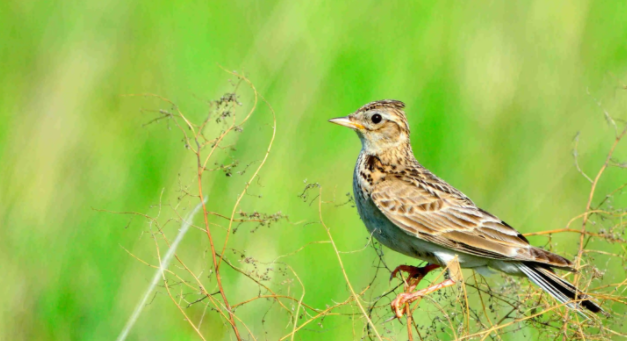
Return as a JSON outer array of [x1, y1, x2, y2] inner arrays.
[[390, 263, 441, 291], [391, 278, 456, 318]]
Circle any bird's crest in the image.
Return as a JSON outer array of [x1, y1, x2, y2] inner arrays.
[[357, 99, 405, 113]]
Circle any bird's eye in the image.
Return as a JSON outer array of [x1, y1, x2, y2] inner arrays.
[[371, 114, 382, 124]]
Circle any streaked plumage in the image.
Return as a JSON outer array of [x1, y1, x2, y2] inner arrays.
[[330, 99, 601, 317]]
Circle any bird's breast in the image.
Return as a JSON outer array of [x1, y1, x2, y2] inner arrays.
[[352, 165, 436, 263]]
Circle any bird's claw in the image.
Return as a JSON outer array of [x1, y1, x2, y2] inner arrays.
[[383, 314, 400, 323], [390, 292, 416, 319], [389, 264, 422, 282]]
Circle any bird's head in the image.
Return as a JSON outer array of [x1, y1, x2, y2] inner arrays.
[[329, 99, 411, 155]]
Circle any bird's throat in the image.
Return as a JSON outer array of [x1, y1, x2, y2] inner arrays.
[[362, 142, 417, 169]]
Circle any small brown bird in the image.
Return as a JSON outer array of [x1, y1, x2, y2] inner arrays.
[[329, 99, 601, 318]]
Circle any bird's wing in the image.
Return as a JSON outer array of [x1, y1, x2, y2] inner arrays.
[[370, 174, 573, 270]]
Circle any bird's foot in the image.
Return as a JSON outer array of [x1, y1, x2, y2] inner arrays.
[[390, 264, 440, 291], [390, 278, 456, 318]]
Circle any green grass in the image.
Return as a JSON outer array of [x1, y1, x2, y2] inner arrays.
[[1, 0, 627, 340]]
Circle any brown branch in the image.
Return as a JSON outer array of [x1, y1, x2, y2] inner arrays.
[[195, 125, 241, 340]]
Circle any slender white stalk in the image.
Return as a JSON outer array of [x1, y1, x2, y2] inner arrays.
[[117, 197, 207, 341]]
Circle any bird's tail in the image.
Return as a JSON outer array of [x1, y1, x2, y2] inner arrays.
[[516, 262, 602, 314]]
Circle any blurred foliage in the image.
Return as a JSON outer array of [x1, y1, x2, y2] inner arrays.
[[1, 0, 627, 340]]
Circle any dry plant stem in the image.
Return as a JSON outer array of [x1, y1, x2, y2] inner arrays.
[[223, 253, 360, 316], [278, 287, 371, 341], [231, 294, 332, 313], [472, 273, 503, 341], [192, 71, 266, 340], [216, 254, 306, 317], [122, 90, 242, 338], [523, 209, 627, 237], [125, 249, 236, 325], [457, 298, 609, 341], [288, 266, 306, 341], [573, 132, 594, 183], [123, 93, 197, 152], [454, 260, 471, 336], [405, 304, 414, 341], [420, 294, 459, 340], [269, 240, 331, 263], [153, 215, 242, 328], [575, 125, 627, 276], [116, 197, 207, 341], [564, 125, 627, 334], [524, 228, 621, 238], [316, 187, 383, 341], [218, 95, 276, 269], [596, 181, 627, 208], [104, 212, 234, 322], [195, 139, 241, 340], [196, 74, 272, 340], [201, 69, 258, 171], [151, 223, 206, 341]]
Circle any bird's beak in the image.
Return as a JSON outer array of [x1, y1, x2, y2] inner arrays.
[[328, 116, 364, 130]]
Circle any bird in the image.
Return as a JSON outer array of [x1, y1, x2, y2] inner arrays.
[[329, 99, 602, 318]]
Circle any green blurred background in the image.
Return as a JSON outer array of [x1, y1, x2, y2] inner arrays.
[[2, 0, 627, 340]]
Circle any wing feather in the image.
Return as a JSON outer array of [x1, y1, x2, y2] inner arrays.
[[370, 174, 573, 269]]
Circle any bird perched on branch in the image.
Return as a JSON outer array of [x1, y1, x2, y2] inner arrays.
[[329, 99, 602, 318]]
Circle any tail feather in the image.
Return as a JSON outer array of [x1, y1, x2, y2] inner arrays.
[[517, 263, 602, 314]]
